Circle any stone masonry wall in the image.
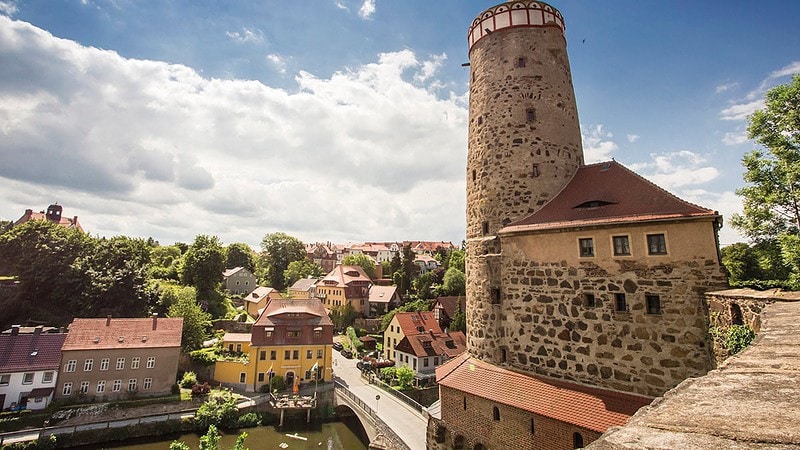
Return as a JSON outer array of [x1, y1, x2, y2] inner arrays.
[[430, 385, 601, 450], [469, 254, 729, 397]]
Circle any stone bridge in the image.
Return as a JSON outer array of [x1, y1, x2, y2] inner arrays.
[[334, 381, 412, 450]]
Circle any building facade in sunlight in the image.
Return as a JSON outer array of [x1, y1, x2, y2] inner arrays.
[[428, 2, 729, 449]]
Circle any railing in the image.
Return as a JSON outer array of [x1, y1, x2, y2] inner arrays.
[[365, 376, 425, 414], [334, 380, 377, 419]]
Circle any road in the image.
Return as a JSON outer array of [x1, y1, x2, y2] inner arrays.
[[332, 349, 428, 450]]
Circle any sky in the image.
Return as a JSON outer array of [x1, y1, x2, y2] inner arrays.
[[1, 1, 799, 249]]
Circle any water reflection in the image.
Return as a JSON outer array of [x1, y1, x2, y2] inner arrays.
[[82, 422, 367, 450]]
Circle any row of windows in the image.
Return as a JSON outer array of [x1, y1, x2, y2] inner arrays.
[[239, 367, 323, 384], [579, 233, 667, 258], [263, 330, 323, 339], [584, 292, 662, 315], [62, 378, 152, 396], [64, 357, 155, 373], [257, 349, 325, 361], [0, 371, 54, 386]]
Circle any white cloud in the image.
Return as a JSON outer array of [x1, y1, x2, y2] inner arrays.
[[225, 27, 264, 44], [334, 1, 348, 11], [358, 0, 376, 19], [679, 189, 744, 245], [0, 17, 468, 246], [722, 131, 748, 146], [266, 53, 288, 74], [626, 134, 639, 143], [628, 150, 719, 189], [715, 82, 739, 94], [581, 124, 617, 163], [414, 53, 446, 84], [0, 1, 17, 16], [720, 99, 764, 121], [720, 60, 800, 121]]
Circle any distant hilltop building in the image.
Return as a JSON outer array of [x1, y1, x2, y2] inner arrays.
[[427, 2, 728, 450], [13, 204, 83, 232]]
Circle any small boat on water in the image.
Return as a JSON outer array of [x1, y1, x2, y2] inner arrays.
[[286, 432, 308, 441]]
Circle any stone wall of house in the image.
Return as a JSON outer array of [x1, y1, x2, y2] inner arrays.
[[468, 254, 728, 397], [429, 385, 600, 450]]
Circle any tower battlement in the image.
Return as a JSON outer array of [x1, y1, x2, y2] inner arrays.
[[469, 1, 566, 53]]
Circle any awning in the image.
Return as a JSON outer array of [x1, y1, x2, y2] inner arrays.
[[27, 388, 54, 398]]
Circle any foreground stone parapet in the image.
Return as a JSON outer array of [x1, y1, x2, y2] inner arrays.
[[588, 296, 800, 449]]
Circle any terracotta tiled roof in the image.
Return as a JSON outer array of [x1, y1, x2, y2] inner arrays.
[[435, 296, 466, 318], [504, 161, 719, 233], [394, 311, 442, 336], [368, 285, 397, 303], [255, 298, 332, 327], [0, 333, 66, 372], [14, 209, 83, 231], [437, 354, 653, 433], [396, 331, 466, 358], [319, 264, 372, 287], [63, 317, 182, 351]]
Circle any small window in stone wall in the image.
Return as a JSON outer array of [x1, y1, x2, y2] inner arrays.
[[583, 293, 596, 307], [573, 432, 584, 449], [435, 425, 447, 443], [492, 405, 500, 421], [472, 169, 476, 182], [614, 293, 628, 312], [491, 287, 501, 305], [646, 295, 661, 315], [532, 164, 540, 178], [526, 108, 536, 122], [482, 221, 489, 235], [499, 348, 507, 363], [477, 116, 483, 125], [517, 57, 527, 68], [454, 435, 465, 450], [579, 238, 594, 257], [530, 417, 535, 434], [463, 396, 467, 410], [730, 303, 744, 325]]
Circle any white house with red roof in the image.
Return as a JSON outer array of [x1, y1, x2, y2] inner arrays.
[[0, 326, 66, 410], [394, 330, 466, 386]]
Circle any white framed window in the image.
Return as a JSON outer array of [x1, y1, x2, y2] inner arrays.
[[116, 358, 125, 370], [22, 372, 34, 384], [65, 360, 77, 372], [131, 357, 140, 370], [79, 381, 89, 394], [42, 371, 54, 383], [128, 379, 137, 392], [100, 358, 109, 371], [0, 374, 10, 386], [97, 380, 106, 393], [112, 380, 122, 392], [146, 357, 155, 369], [62, 382, 72, 396], [84, 359, 93, 372], [143, 378, 152, 390]]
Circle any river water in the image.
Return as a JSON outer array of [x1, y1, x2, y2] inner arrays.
[[81, 421, 367, 450]]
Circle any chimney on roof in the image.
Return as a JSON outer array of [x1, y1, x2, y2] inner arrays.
[[34, 325, 43, 336], [73, 215, 78, 224], [11, 325, 20, 336], [106, 315, 112, 326], [25, 209, 32, 216], [152, 313, 158, 330]]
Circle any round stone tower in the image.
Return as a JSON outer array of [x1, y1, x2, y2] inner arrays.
[[465, 1, 583, 362]]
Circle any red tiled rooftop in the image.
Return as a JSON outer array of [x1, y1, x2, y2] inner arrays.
[[396, 331, 466, 358], [255, 298, 333, 327], [504, 161, 718, 233], [319, 264, 372, 287], [436, 296, 466, 318], [394, 311, 442, 336], [0, 333, 66, 372], [437, 354, 653, 433], [63, 317, 182, 351]]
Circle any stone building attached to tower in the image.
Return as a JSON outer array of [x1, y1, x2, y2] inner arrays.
[[428, 2, 729, 449]]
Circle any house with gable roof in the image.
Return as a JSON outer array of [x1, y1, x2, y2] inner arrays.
[[243, 286, 281, 317], [433, 296, 466, 330], [56, 315, 182, 401], [394, 329, 466, 387], [383, 311, 442, 361], [13, 204, 83, 232], [0, 326, 66, 410], [288, 277, 320, 299], [223, 267, 256, 295], [315, 265, 372, 316]]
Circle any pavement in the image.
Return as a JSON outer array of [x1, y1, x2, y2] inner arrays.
[[332, 349, 428, 450]]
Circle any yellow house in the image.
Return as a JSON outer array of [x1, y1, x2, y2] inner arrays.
[[214, 299, 333, 392], [316, 265, 371, 316], [383, 311, 441, 360]]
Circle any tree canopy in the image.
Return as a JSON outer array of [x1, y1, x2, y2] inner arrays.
[[260, 232, 306, 291], [730, 75, 800, 287], [342, 253, 377, 279], [283, 259, 324, 289], [225, 242, 256, 272]]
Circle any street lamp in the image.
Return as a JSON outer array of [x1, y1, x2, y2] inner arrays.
[[375, 394, 381, 415]]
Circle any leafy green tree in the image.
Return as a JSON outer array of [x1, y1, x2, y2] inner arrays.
[[397, 244, 418, 296], [389, 252, 402, 277], [413, 271, 436, 300], [199, 425, 221, 450], [168, 286, 211, 350], [225, 243, 256, 272], [194, 390, 240, 429], [283, 259, 324, 289], [448, 249, 465, 273], [180, 235, 226, 316], [342, 253, 377, 279], [731, 75, 800, 286], [150, 245, 183, 281], [71, 236, 153, 318], [721, 243, 764, 283], [0, 220, 12, 235], [260, 232, 306, 291], [442, 267, 466, 296], [449, 304, 466, 333], [0, 220, 91, 326], [395, 366, 414, 389], [330, 303, 358, 330]]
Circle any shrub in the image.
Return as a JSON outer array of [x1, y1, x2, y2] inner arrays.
[[180, 371, 198, 389], [237, 412, 260, 428], [726, 324, 756, 354], [191, 382, 211, 397], [269, 375, 285, 392], [189, 348, 219, 366], [194, 390, 239, 430]]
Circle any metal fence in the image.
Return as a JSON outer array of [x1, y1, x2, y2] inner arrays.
[[365, 375, 425, 414]]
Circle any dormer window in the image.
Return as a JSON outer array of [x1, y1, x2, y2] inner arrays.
[[575, 200, 615, 209]]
